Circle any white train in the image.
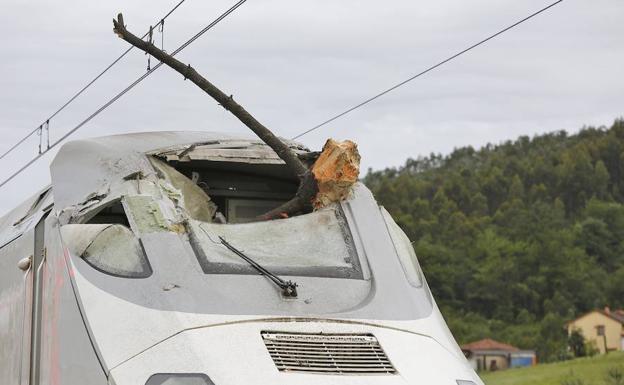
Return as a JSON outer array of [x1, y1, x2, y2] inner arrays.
[[0, 132, 483, 385]]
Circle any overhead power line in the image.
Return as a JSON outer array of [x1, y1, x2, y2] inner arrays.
[[0, 0, 248, 190], [292, 0, 564, 140], [0, 0, 187, 162]]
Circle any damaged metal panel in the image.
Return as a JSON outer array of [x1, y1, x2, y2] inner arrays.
[[0, 186, 53, 248], [50, 132, 247, 211], [187, 148, 287, 164], [49, 132, 308, 227], [149, 158, 216, 222], [150, 138, 309, 164], [124, 196, 171, 233]]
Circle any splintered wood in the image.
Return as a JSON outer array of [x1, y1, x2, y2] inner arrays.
[[312, 139, 361, 209]]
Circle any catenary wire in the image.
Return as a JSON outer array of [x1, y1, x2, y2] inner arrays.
[[0, 0, 247, 190], [292, 0, 564, 140], [0, 0, 187, 162]]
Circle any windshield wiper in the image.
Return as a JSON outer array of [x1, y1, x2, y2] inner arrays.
[[219, 236, 298, 297]]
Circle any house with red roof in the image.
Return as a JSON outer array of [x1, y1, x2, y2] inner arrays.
[[461, 338, 536, 372]]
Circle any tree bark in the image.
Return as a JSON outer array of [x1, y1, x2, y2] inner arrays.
[[113, 13, 317, 219]]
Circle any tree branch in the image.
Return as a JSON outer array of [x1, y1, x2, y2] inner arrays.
[[113, 13, 318, 220], [258, 168, 318, 220], [112, 13, 307, 178]]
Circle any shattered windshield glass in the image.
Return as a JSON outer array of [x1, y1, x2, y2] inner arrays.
[[187, 205, 363, 279]]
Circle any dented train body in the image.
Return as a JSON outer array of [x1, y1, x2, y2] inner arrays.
[[0, 132, 483, 385]]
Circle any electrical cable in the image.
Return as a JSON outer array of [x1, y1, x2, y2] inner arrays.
[[0, 0, 247, 190], [292, 0, 564, 140], [0, 0, 187, 161]]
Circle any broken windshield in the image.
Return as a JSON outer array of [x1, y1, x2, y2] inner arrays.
[[187, 205, 363, 280], [64, 150, 365, 283]]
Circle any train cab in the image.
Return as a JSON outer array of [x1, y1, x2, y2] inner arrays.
[[0, 132, 483, 385]]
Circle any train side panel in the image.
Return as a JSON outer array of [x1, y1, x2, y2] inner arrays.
[[0, 229, 34, 384], [38, 216, 108, 385]]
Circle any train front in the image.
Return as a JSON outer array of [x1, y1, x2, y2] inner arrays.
[[51, 132, 483, 385]]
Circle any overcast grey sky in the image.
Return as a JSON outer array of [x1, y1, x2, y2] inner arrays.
[[0, 0, 622, 216]]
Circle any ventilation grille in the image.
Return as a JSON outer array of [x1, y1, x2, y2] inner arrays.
[[261, 332, 397, 375]]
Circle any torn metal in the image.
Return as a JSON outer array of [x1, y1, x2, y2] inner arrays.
[[46, 133, 312, 226], [45, 131, 363, 236], [149, 138, 309, 164]]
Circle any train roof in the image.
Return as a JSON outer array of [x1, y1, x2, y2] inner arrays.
[[0, 131, 308, 246]]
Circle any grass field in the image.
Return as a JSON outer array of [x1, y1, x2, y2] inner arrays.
[[480, 352, 624, 385]]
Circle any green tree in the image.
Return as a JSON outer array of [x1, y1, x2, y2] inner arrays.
[[363, 118, 624, 360], [568, 329, 586, 357]]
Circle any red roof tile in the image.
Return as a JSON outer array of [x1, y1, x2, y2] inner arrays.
[[461, 338, 520, 352]]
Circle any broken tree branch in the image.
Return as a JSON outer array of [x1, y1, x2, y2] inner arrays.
[[259, 169, 318, 220], [113, 15, 359, 221], [257, 140, 360, 220], [112, 13, 307, 179], [113, 13, 321, 220]]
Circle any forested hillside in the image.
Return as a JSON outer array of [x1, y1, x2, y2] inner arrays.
[[363, 119, 624, 362]]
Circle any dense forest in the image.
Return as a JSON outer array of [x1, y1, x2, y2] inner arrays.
[[363, 118, 624, 362]]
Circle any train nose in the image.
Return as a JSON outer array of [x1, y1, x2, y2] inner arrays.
[[109, 320, 483, 385]]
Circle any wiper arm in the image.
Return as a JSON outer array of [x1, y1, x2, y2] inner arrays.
[[219, 236, 298, 297]]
